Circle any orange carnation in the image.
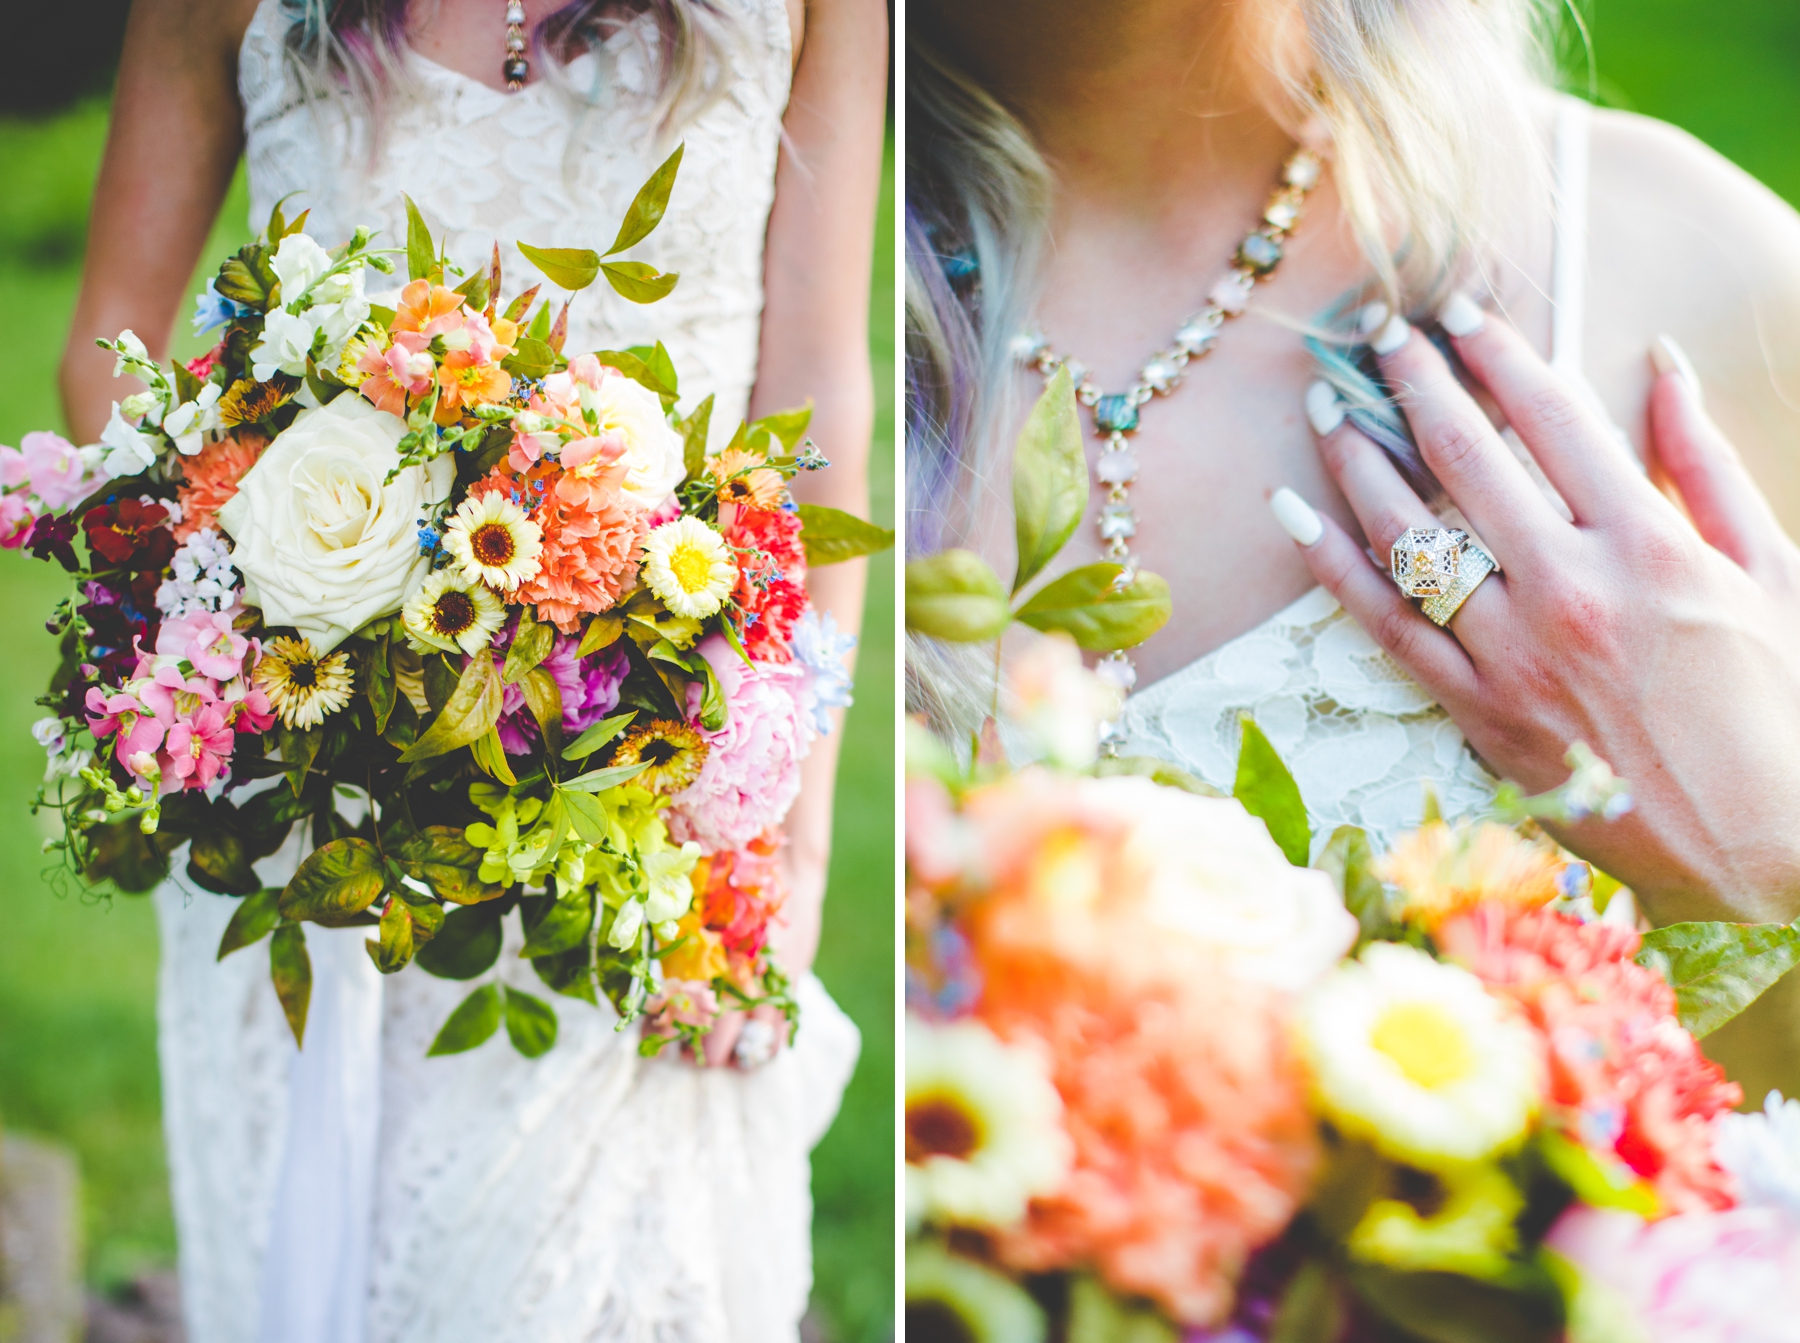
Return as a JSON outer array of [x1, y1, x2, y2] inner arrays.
[[175, 431, 267, 540]]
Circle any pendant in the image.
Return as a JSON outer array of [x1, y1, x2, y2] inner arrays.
[[504, 0, 528, 90]]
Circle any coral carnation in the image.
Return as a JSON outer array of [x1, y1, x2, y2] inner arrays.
[[1437, 904, 1741, 1214], [175, 432, 267, 541], [473, 464, 648, 632]]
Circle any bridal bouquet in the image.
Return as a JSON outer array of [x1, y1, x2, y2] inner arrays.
[[904, 380, 1800, 1342], [14, 150, 890, 1058]]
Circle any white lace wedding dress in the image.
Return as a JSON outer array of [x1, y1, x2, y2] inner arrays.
[[1117, 99, 1611, 855], [152, 4, 860, 1341]]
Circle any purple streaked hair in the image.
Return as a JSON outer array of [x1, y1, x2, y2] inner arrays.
[[279, 0, 737, 134]]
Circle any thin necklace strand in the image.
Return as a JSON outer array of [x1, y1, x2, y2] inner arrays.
[[1012, 147, 1322, 726], [503, 0, 529, 90]]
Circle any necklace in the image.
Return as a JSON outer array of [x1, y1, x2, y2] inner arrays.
[[1012, 147, 1321, 708], [503, 0, 529, 90]]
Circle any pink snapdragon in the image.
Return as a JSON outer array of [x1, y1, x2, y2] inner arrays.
[[84, 643, 272, 793], [0, 432, 103, 546]]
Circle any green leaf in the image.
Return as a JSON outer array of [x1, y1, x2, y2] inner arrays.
[[797, 504, 894, 567], [277, 838, 386, 926], [576, 612, 625, 659], [1636, 918, 1800, 1037], [1535, 1130, 1658, 1216], [452, 267, 489, 313], [217, 887, 284, 960], [1013, 563, 1172, 651], [500, 336, 556, 379], [365, 897, 417, 975], [562, 761, 650, 794], [403, 194, 436, 282], [520, 667, 564, 748], [188, 826, 260, 896], [470, 726, 518, 784], [1346, 1263, 1564, 1343], [400, 653, 504, 762], [563, 715, 636, 767], [905, 550, 1012, 642], [1316, 825, 1394, 944], [594, 348, 679, 401], [521, 886, 594, 958], [269, 924, 313, 1048], [749, 403, 812, 452], [501, 283, 541, 324], [1092, 754, 1222, 795], [560, 789, 610, 844], [601, 260, 679, 304], [502, 609, 555, 685], [276, 725, 321, 795], [1234, 715, 1311, 867], [517, 241, 601, 292], [604, 143, 684, 256], [679, 393, 714, 483], [427, 984, 503, 1056], [1269, 1261, 1342, 1343], [362, 631, 396, 735], [415, 903, 505, 980], [1011, 366, 1088, 593], [502, 986, 560, 1058]]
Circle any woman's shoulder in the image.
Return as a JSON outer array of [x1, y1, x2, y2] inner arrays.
[[1579, 106, 1800, 515]]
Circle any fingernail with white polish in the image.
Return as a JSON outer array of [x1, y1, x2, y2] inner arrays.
[[1270, 487, 1325, 547], [1357, 301, 1390, 336], [1371, 313, 1412, 356], [1304, 380, 1346, 435], [1438, 290, 1487, 337], [1651, 333, 1704, 407]]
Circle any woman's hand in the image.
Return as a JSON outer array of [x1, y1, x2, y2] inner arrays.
[[1277, 297, 1800, 928]]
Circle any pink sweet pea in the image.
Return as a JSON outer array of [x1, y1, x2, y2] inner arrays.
[[220, 676, 276, 735], [157, 610, 251, 681], [164, 703, 236, 790], [559, 431, 626, 473]]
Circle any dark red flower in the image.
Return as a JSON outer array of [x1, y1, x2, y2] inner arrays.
[[25, 513, 80, 571], [83, 498, 176, 571]]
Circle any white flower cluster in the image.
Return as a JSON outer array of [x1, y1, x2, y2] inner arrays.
[[32, 715, 91, 782], [99, 331, 223, 477], [155, 528, 240, 621], [249, 234, 372, 383]]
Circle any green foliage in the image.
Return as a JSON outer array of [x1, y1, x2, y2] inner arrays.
[[1316, 825, 1395, 944], [502, 986, 559, 1058], [797, 504, 895, 567], [502, 609, 555, 685], [605, 144, 684, 256], [1345, 1262, 1564, 1343], [601, 259, 680, 304], [427, 984, 503, 1056], [904, 549, 1011, 641], [414, 903, 504, 980], [277, 838, 386, 926], [1636, 917, 1800, 1037], [269, 925, 313, 1048], [679, 393, 714, 482], [400, 652, 504, 761], [1010, 365, 1087, 593], [563, 711, 636, 762], [1269, 1262, 1343, 1343], [216, 888, 283, 960], [403, 193, 436, 282], [1233, 716, 1311, 866], [1013, 563, 1172, 651], [594, 346, 679, 402]]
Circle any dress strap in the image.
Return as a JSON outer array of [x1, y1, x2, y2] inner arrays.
[[1550, 96, 1592, 379]]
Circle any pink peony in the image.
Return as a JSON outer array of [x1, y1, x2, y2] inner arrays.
[[665, 634, 811, 854], [1548, 1204, 1800, 1341]]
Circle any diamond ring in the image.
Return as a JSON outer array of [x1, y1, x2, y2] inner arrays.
[[732, 1017, 779, 1070], [1390, 527, 1495, 627]]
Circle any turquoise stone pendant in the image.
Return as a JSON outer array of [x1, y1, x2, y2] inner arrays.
[[1093, 394, 1140, 435]]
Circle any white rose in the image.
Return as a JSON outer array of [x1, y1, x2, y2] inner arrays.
[[218, 395, 453, 652], [587, 371, 685, 508], [1078, 775, 1358, 993]]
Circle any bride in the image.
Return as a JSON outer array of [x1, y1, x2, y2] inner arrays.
[[59, 0, 884, 1340], [906, 0, 1800, 1103]]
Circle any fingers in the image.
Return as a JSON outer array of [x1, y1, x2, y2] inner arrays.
[[1647, 335, 1791, 578], [702, 1010, 743, 1068], [1362, 303, 1567, 562], [1433, 293, 1665, 525], [1270, 488, 1478, 706], [1306, 385, 1441, 556]]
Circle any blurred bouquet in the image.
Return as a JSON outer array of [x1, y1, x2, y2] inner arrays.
[[12, 149, 890, 1058], [904, 378, 1800, 1343]]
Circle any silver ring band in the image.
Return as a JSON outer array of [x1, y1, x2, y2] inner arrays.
[[1420, 542, 1495, 626]]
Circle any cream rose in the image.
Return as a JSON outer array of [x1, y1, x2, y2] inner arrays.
[[218, 395, 453, 652], [584, 363, 685, 508], [1078, 776, 1358, 993]]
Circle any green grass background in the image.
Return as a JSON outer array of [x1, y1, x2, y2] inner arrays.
[[0, 110, 895, 1337]]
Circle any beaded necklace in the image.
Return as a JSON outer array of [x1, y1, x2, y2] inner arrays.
[[503, 0, 529, 90], [1012, 148, 1322, 701]]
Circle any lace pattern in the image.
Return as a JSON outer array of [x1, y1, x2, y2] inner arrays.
[[155, 5, 861, 1339], [1117, 587, 1501, 855]]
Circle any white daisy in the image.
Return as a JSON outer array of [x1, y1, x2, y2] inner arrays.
[[640, 516, 738, 620], [1301, 941, 1541, 1169], [443, 492, 543, 592], [905, 1014, 1070, 1229], [401, 569, 506, 656]]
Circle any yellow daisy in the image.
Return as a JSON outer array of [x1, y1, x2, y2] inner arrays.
[[254, 636, 355, 730], [443, 492, 543, 592], [707, 449, 785, 510], [401, 569, 506, 656], [640, 516, 737, 619], [611, 719, 709, 795], [1380, 820, 1565, 930]]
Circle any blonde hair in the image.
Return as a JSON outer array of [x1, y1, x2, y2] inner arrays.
[[905, 0, 1567, 732]]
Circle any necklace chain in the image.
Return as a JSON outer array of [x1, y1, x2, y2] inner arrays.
[[1012, 147, 1322, 716], [503, 0, 529, 91]]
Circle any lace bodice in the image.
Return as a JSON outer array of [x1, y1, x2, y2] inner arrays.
[[238, 0, 794, 447], [1116, 587, 1499, 853], [157, 8, 860, 1343]]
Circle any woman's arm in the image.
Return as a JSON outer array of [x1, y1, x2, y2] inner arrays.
[[59, 0, 256, 443], [744, 0, 887, 977]]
